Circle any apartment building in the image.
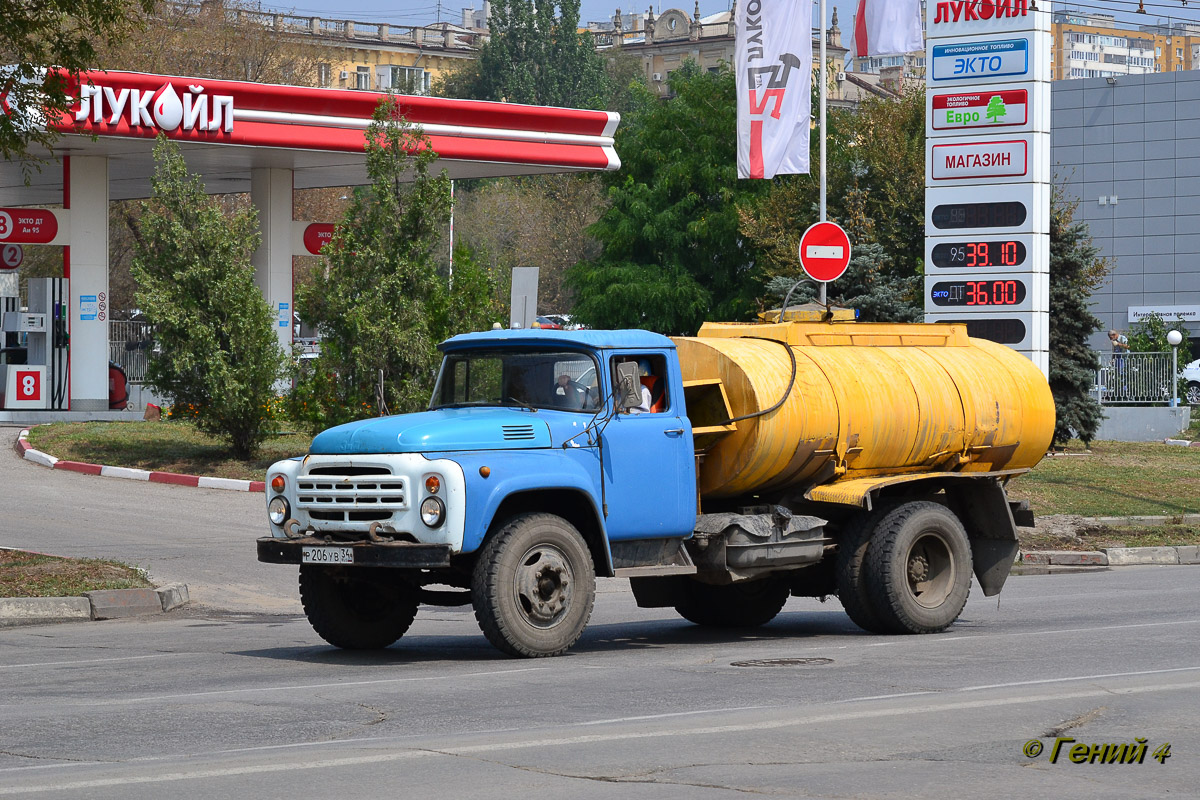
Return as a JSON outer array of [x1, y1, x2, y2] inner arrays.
[[1051, 10, 1199, 80]]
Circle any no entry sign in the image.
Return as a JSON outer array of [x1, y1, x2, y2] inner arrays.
[[799, 221, 851, 283]]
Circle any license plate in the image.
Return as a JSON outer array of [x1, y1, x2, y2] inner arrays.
[[301, 546, 353, 564]]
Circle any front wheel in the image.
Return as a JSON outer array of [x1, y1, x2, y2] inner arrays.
[[299, 566, 418, 649], [1187, 382, 1200, 406], [865, 502, 973, 634], [472, 513, 596, 658], [674, 577, 790, 628]]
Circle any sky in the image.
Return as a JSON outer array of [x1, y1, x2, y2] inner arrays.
[[255, 1, 1200, 43], [258, 0, 855, 32]]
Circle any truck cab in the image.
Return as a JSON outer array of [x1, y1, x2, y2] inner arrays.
[[259, 329, 698, 656]]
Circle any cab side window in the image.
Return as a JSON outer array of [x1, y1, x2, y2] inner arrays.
[[612, 353, 669, 414]]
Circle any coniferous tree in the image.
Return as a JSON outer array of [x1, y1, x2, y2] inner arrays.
[[132, 136, 286, 458], [1049, 195, 1107, 445], [293, 98, 501, 433]]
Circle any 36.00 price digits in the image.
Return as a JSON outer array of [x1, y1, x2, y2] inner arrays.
[[966, 280, 1020, 305]]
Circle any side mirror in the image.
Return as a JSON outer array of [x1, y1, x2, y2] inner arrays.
[[615, 361, 642, 410]]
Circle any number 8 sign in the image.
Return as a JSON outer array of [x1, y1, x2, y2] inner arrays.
[[4, 366, 47, 409]]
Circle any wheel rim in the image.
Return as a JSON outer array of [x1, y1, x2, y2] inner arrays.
[[1188, 384, 1200, 405], [903, 532, 955, 609], [513, 543, 574, 629]]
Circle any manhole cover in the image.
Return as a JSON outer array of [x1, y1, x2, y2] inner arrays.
[[730, 657, 834, 667]]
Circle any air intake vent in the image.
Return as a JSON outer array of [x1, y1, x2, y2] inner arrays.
[[502, 424, 537, 440]]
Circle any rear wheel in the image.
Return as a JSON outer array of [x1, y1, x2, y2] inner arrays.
[[472, 513, 596, 658], [835, 505, 897, 634], [865, 502, 972, 634], [674, 577, 790, 628], [1187, 382, 1200, 406], [299, 566, 418, 649]]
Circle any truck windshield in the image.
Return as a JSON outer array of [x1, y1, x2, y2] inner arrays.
[[431, 349, 602, 413]]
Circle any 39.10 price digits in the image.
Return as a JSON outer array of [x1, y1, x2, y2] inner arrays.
[[929, 279, 1028, 307], [931, 240, 1027, 268]]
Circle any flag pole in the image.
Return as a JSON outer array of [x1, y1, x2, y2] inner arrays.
[[818, 0, 828, 305]]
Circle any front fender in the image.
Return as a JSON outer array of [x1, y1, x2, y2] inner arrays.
[[439, 449, 605, 554]]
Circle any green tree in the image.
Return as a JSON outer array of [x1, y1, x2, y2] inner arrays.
[[293, 98, 462, 432], [1048, 194, 1107, 446], [567, 64, 770, 334], [435, 0, 608, 109], [132, 136, 286, 458], [0, 0, 153, 167]]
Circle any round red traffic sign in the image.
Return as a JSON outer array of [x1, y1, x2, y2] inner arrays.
[[0, 243, 22, 270], [799, 221, 851, 283]]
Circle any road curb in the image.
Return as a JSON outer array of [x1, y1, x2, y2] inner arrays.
[[0, 583, 190, 628], [1017, 545, 1200, 568], [15, 427, 265, 493]]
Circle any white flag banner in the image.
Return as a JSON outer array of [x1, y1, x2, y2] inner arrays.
[[735, 0, 812, 179], [853, 0, 924, 58]]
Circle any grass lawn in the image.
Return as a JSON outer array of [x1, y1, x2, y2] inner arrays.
[[25, 420, 311, 482], [0, 549, 153, 598], [1006, 438, 1200, 518]]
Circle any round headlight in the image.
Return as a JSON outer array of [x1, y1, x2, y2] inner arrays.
[[420, 496, 446, 528], [268, 496, 290, 526]]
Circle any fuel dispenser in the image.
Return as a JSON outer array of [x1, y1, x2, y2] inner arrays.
[[1, 278, 68, 410]]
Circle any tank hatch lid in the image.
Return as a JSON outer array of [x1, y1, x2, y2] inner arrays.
[[757, 303, 858, 323], [696, 321, 972, 348]]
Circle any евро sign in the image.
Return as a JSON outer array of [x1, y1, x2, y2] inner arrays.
[[932, 89, 1027, 130], [798, 221, 851, 283], [0, 209, 58, 244]]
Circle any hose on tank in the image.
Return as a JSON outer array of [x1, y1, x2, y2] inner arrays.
[[713, 336, 798, 426]]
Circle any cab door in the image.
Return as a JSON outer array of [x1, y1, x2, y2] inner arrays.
[[599, 351, 697, 541]]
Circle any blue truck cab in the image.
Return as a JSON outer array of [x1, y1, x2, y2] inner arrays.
[[258, 329, 703, 656]]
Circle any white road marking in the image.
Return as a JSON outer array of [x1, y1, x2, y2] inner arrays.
[[4, 671, 1200, 794], [0, 667, 547, 709], [0, 654, 178, 670]]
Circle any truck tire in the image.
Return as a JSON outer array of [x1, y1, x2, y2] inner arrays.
[[472, 513, 596, 658], [835, 504, 897, 634], [674, 577, 790, 628], [299, 566, 418, 650], [865, 502, 972, 634]]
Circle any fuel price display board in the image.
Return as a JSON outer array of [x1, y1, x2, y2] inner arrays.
[[924, 3, 1051, 376]]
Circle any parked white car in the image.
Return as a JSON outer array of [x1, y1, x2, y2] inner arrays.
[[1185, 358, 1200, 406]]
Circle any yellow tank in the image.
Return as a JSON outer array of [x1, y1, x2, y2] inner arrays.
[[673, 321, 1055, 500]]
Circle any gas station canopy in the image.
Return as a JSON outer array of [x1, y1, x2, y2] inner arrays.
[[0, 69, 621, 414], [0, 68, 621, 205]]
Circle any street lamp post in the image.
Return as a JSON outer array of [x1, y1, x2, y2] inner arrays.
[[1167, 329, 1183, 407]]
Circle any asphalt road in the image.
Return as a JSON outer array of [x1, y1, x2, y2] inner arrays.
[[2, 428, 1199, 798]]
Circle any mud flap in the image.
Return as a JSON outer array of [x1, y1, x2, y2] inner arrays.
[[950, 480, 1020, 597]]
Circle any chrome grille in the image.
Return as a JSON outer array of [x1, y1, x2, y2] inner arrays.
[[296, 468, 408, 522]]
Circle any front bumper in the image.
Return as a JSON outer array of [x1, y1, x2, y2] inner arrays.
[[257, 537, 453, 568]]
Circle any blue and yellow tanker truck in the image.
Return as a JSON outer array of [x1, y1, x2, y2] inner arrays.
[[258, 319, 1054, 657]]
